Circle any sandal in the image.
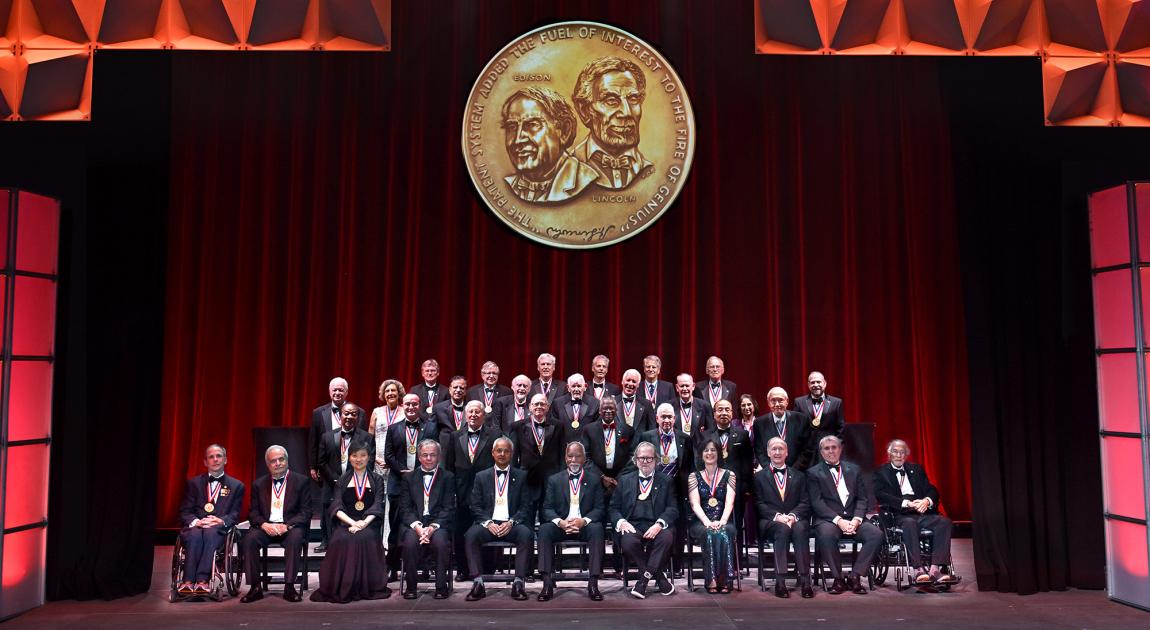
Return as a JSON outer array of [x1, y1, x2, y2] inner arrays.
[[706, 581, 718, 594]]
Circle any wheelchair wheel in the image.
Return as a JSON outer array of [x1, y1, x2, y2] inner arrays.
[[224, 529, 243, 596], [169, 539, 185, 602]]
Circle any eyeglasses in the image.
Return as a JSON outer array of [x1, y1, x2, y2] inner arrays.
[[635, 456, 656, 462]]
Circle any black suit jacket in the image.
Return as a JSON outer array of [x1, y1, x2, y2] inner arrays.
[[510, 418, 567, 488], [549, 393, 600, 441], [384, 419, 440, 495], [541, 468, 606, 523], [793, 394, 846, 446], [588, 380, 621, 401], [492, 394, 530, 433], [583, 420, 635, 478], [693, 379, 739, 407], [249, 471, 313, 529], [308, 403, 366, 472], [753, 411, 812, 469], [409, 382, 447, 414], [640, 379, 675, 408], [636, 428, 695, 493], [671, 397, 713, 440], [872, 463, 940, 515], [702, 426, 753, 492], [469, 466, 533, 524], [614, 394, 656, 434], [753, 466, 810, 521], [440, 425, 501, 505], [609, 470, 679, 526], [807, 459, 870, 523], [179, 473, 245, 528], [529, 378, 567, 403], [466, 383, 512, 408], [398, 466, 456, 531], [318, 428, 375, 485], [432, 400, 469, 437]]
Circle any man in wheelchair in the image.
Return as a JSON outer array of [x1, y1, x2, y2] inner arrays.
[[176, 444, 245, 596], [873, 439, 956, 587]]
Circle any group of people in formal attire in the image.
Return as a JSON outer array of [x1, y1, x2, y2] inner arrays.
[[176, 354, 956, 603]]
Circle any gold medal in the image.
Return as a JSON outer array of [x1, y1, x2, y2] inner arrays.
[[426, 406, 433, 414], [354, 500, 365, 511], [571, 420, 580, 429], [272, 500, 282, 509], [408, 444, 417, 454], [722, 449, 728, 459], [203, 503, 214, 513], [812, 417, 821, 427], [485, 405, 493, 413], [661, 456, 670, 465], [707, 497, 718, 507]]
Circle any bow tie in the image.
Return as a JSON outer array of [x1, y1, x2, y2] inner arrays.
[[602, 422, 616, 430], [485, 388, 493, 393], [272, 476, 285, 484], [639, 475, 652, 482], [593, 383, 603, 388], [496, 469, 508, 477], [571, 399, 582, 405], [811, 397, 823, 404], [341, 431, 353, 437], [622, 396, 634, 403], [660, 433, 673, 441], [772, 468, 786, 475], [209, 475, 224, 483], [421, 469, 436, 476], [331, 407, 340, 414], [828, 464, 841, 472], [453, 405, 465, 411], [595, 151, 632, 169], [468, 430, 480, 436], [406, 421, 421, 428], [680, 400, 692, 407], [893, 467, 905, 473], [569, 473, 582, 480]]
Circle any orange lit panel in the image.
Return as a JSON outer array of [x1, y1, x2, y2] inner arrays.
[[755, 0, 826, 53], [0, 527, 46, 616], [1043, 0, 1107, 57], [97, 0, 166, 48], [971, 0, 1044, 56], [11, 277, 55, 356], [3, 443, 49, 529], [829, 0, 900, 54], [18, 0, 91, 50], [168, 0, 243, 50], [1090, 184, 1131, 268], [1102, 436, 1147, 520], [1097, 353, 1139, 433], [247, 0, 313, 49], [0, 0, 13, 50], [1116, 58, 1150, 124], [14, 190, 59, 275], [18, 50, 89, 120], [1110, 0, 1150, 57], [1094, 269, 1135, 349], [0, 50, 24, 120], [1105, 519, 1150, 605], [317, 0, 391, 50], [901, 0, 968, 55], [1043, 56, 1114, 125], [7, 361, 52, 442]]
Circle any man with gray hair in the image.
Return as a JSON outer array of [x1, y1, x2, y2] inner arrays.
[[872, 439, 956, 586], [570, 56, 654, 190], [242, 446, 311, 602], [609, 441, 678, 599], [537, 441, 606, 601], [807, 435, 882, 595], [494, 373, 533, 432], [550, 373, 600, 442], [615, 368, 656, 433], [753, 386, 811, 470], [501, 86, 599, 202], [530, 353, 567, 402], [588, 354, 620, 400]]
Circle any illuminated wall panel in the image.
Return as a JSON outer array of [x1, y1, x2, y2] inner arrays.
[[0, 190, 58, 621], [1089, 181, 1150, 612]]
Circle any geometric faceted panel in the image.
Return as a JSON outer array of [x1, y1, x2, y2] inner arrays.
[[1111, 0, 1150, 56], [829, 0, 898, 54], [97, 0, 166, 48], [902, 0, 967, 54], [11, 276, 57, 356], [247, 0, 311, 48], [168, 0, 243, 49], [17, 49, 90, 120], [1106, 519, 1150, 606], [755, 0, 826, 53], [971, 0, 1045, 55], [1044, 0, 1107, 57], [2, 443, 49, 530], [318, 0, 392, 50], [19, 0, 93, 50], [1116, 58, 1150, 121], [1043, 55, 1113, 125]]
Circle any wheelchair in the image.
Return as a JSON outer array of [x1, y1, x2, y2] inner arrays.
[[169, 526, 243, 602], [873, 510, 962, 591]]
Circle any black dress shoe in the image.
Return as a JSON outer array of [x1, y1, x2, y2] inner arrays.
[[800, 578, 815, 599], [630, 575, 649, 599], [774, 581, 790, 598], [850, 574, 868, 595], [827, 577, 846, 595], [240, 586, 264, 603], [434, 589, 450, 599], [466, 582, 486, 601], [588, 579, 603, 601], [403, 590, 418, 600], [511, 581, 528, 601], [655, 571, 675, 595], [314, 543, 328, 553], [537, 581, 554, 601], [283, 584, 301, 602]]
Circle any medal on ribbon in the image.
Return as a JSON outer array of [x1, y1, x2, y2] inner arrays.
[[453, 406, 464, 431], [353, 470, 368, 511], [705, 469, 721, 507], [406, 424, 419, 455], [204, 477, 222, 513], [532, 421, 546, 455], [467, 433, 480, 463], [569, 470, 583, 507], [710, 382, 721, 406], [385, 405, 399, 428], [812, 400, 823, 428], [622, 397, 635, 426], [638, 475, 653, 499], [680, 405, 692, 434], [272, 476, 287, 510], [484, 388, 494, 413], [604, 425, 615, 455], [720, 433, 729, 459], [571, 402, 581, 429], [774, 468, 787, 500], [660, 435, 673, 465], [422, 467, 438, 515], [495, 470, 509, 506]]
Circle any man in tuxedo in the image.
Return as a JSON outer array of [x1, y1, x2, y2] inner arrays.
[[673, 373, 712, 439], [550, 373, 599, 442], [583, 396, 634, 497], [464, 437, 535, 601], [637, 403, 694, 573], [694, 356, 738, 408], [753, 387, 811, 470], [467, 361, 512, 415], [754, 437, 813, 598], [610, 442, 678, 599], [530, 353, 567, 402], [317, 404, 374, 551], [308, 377, 365, 484], [703, 400, 752, 525], [792, 371, 845, 451], [493, 374, 532, 433], [616, 368, 656, 434], [807, 435, 882, 595], [241, 446, 312, 603], [398, 440, 456, 599], [178, 444, 245, 595], [588, 354, 621, 401], [409, 358, 444, 415], [537, 442, 607, 601], [384, 394, 440, 573], [432, 375, 469, 437], [640, 355, 675, 408], [510, 393, 566, 524], [440, 400, 501, 579], [872, 439, 955, 586]]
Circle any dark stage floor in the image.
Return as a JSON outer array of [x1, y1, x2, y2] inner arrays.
[[7, 540, 1146, 629]]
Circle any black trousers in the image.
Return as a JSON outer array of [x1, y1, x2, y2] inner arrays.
[[464, 522, 534, 579], [619, 525, 674, 576], [242, 525, 307, 587], [401, 527, 452, 592], [180, 525, 227, 582], [385, 493, 403, 568], [813, 520, 882, 578], [896, 513, 953, 567], [758, 518, 811, 578], [536, 522, 605, 577]]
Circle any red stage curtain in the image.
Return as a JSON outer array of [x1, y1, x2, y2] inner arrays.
[[157, 1, 970, 525]]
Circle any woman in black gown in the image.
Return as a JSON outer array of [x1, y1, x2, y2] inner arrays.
[[310, 441, 392, 602]]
